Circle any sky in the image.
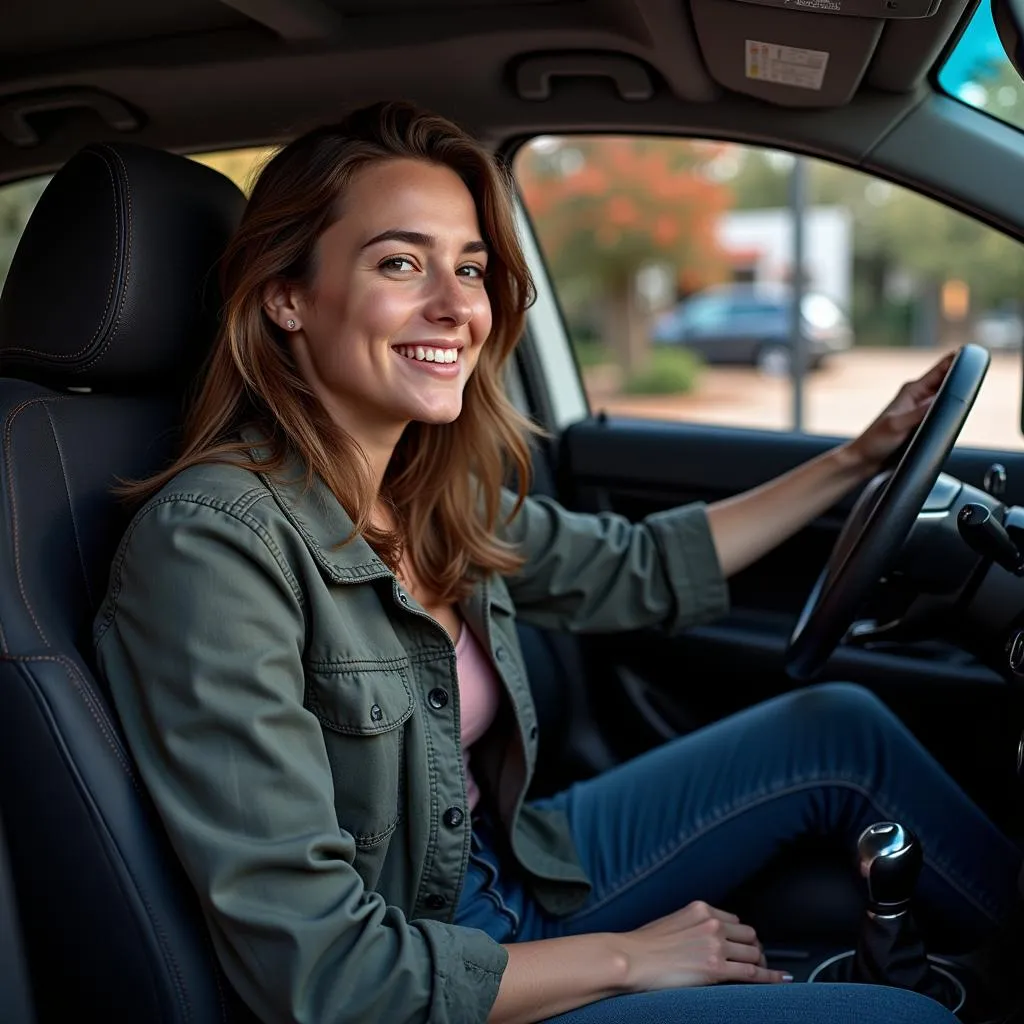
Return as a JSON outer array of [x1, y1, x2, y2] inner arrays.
[[939, 0, 1012, 97]]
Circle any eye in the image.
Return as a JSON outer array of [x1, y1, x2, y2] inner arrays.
[[457, 263, 487, 279], [379, 256, 417, 273]]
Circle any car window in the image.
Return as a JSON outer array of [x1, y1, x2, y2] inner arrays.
[[189, 147, 275, 194], [687, 297, 730, 329], [513, 136, 1024, 450], [731, 301, 780, 316], [0, 176, 50, 290], [939, 0, 1024, 132]]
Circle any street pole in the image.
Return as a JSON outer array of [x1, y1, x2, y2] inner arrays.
[[790, 155, 807, 432]]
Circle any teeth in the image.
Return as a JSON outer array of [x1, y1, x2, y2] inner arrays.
[[397, 346, 459, 364]]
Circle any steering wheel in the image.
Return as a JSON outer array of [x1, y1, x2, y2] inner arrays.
[[785, 344, 990, 681]]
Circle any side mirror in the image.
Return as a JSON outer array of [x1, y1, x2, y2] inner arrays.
[[993, 0, 1024, 82]]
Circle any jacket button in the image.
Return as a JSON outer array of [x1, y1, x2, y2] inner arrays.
[[428, 688, 449, 709], [425, 893, 447, 910], [495, 646, 507, 662], [443, 806, 464, 828], [399, 593, 409, 605], [370, 704, 383, 722]]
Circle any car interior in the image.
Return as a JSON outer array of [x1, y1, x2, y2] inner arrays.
[[3, 0, 1024, 1022]]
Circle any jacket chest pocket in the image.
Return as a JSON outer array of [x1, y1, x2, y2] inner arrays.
[[305, 662, 415, 848]]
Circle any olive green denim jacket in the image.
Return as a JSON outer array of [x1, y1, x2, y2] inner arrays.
[[94, 445, 728, 1024]]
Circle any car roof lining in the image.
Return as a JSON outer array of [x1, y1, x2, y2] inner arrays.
[[2, 0, 1021, 256], [0, 0, 983, 173]]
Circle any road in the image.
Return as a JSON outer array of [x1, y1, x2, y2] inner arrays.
[[583, 348, 1024, 451]]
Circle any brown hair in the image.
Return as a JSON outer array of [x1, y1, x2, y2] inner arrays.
[[124, 101, 540, 601]]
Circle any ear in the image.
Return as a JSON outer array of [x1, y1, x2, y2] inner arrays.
[[263, 279, 304, 332]]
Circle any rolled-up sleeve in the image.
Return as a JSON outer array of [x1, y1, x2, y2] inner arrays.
[[498, 491, 728, 634], [94, 497, 506, 1024]]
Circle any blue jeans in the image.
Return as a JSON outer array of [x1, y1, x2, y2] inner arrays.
[[455, 683, 1022, 1022]]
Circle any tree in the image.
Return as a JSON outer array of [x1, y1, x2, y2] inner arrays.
[[517, 137, 731, 371]]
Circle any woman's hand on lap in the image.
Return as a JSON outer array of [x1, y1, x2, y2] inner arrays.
[[612, 900, 792, 991]]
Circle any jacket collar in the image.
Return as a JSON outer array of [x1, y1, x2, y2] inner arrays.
[[240, 425, 392, 584]]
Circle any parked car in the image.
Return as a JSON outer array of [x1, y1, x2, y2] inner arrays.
[[974, 309, 1024, 351], [651, 284, 853, 374]]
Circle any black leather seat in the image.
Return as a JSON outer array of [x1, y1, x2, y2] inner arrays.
[[0, 142, 254, 1023]]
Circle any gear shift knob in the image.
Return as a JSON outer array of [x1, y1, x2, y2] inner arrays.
[[857, 822, 923, 916]]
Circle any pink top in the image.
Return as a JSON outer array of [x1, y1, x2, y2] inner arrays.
[[454, 623, 502, 811]]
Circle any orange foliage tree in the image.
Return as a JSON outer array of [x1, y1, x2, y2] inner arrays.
[[516, 136, 732, 372]]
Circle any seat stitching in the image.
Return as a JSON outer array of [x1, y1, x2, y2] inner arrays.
[[0, 651, 193, 1018], [79, 146, 133, 373], [208, 945, 229, 1024], [3, 149, 121, 361], [0, 652, 140, 790], [3, 397, 65, 647], [200, 927, 230, 1024], [41, 403, 95, 609]]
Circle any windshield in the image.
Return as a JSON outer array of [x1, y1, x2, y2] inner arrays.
[[938, 0, 1024, 130]]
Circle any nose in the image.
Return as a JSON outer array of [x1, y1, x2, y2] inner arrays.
[[423, 271, 473, 328]]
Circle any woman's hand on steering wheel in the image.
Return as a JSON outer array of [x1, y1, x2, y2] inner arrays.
[[787, 344, 989, 681], [841, 352, 956, 475]]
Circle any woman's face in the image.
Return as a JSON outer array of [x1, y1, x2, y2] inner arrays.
[[266, 158, 493, 451]]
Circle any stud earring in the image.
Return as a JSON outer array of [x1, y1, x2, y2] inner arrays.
[[286, 319, 296, 330]]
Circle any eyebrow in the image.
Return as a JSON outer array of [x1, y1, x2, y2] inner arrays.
[[361, 228, 488, 255]]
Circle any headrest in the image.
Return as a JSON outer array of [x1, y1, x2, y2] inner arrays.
[[0, 142, 246, 393]]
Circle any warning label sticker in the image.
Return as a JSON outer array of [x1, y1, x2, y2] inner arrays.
[[745, 40, 830, 91]]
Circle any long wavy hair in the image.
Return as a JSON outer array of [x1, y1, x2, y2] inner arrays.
[[123, 101, 540, 601]]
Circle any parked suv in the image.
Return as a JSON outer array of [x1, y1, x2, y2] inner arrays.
[[651, 284, 854, 375]]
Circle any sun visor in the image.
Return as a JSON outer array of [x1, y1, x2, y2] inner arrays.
[[690, 0, 891, 106]]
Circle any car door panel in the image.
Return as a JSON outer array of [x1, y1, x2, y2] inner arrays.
[[557, 416, 1024, 831]]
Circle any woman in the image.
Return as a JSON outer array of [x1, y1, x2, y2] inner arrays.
[[94, 101, 1018, 1024]]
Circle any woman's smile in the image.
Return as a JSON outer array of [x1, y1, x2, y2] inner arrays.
[[392, 341, 463, 376]]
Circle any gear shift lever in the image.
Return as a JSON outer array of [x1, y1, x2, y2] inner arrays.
[[852, 823, 932, 992], [809, 822, 964, 1012], [858, 822, 923, 918]]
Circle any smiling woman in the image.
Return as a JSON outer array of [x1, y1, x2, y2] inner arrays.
[[124, 105, 539, 602]]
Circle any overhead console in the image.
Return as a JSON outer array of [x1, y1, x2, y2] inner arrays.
[[732, 0, 942, 19], [690, 0, 956, 107]]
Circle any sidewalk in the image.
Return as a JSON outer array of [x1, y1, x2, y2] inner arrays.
[[583, 348, 1024, 451]]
